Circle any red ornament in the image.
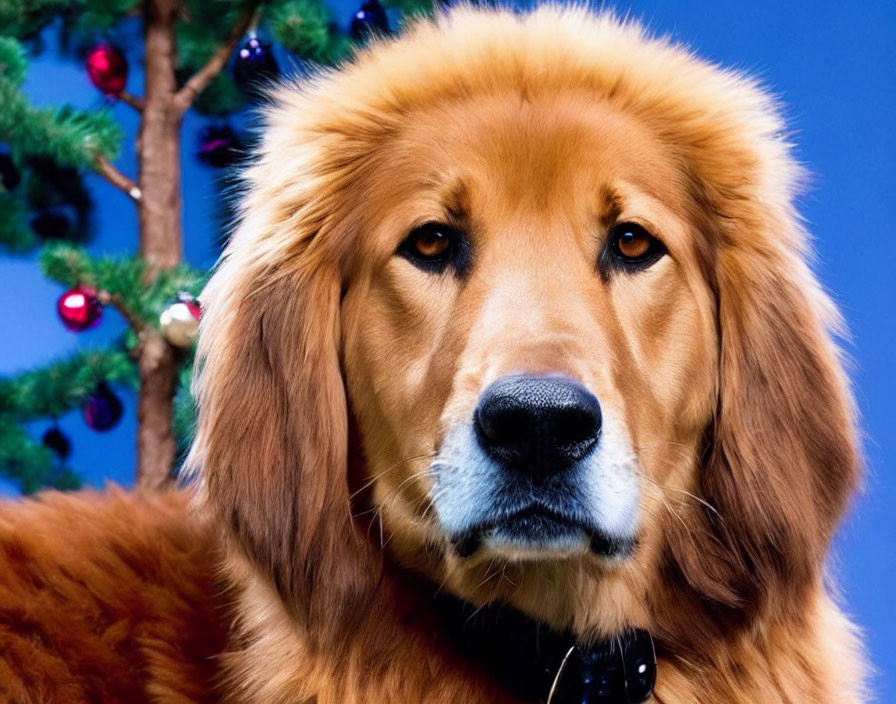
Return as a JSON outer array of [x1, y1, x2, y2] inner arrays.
[[85, 44, 128, 96], [180, 292, 202, 321], [57, 286, 102, 332]]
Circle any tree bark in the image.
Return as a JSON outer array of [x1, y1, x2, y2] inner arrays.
[[135, 0, 182, 489]]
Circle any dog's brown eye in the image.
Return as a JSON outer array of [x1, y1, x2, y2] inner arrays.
[[616, 229, 650, 258], [398, 222, 471, 276], [414, 229, 452, 258], [606, 222, 666, 271]]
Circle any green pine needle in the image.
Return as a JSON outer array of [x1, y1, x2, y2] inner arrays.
[[0, 0, 137, 38], [266, 0, 335, 63], [0, 36, 28, 86], [173, 362, 197, 448], [75, 0, 140, 34], [383, 0, 434, 21], [0, 421, 85, 494], [0, 421, 55, 493], [1, 35, 122, 168], [0, 191, 36, 253], [0, 78, 123, 168]]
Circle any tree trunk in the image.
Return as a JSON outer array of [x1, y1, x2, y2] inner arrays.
[[135, 0, 182, 489]]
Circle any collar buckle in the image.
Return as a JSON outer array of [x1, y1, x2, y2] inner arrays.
[[546, 630, 656, 704]]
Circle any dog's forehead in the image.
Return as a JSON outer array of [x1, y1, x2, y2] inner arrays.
[[344, 90, 687, 254], [401, 91, 679, 208]]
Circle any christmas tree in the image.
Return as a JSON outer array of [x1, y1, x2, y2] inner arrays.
[[0, 0, 431, 493]]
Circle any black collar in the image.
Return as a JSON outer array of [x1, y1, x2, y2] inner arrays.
[[434, 593, 656, 703]]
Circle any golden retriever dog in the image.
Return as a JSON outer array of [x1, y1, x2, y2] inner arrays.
[[0, 7, 868, 703]]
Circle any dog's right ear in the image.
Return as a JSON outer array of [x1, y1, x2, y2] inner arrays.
[[185, 103, 380, 646]]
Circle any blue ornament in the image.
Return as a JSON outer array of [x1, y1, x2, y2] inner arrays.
[[82, 382, 123, 432], [350, 0, 390, 42], [233, 36, 279, 87]]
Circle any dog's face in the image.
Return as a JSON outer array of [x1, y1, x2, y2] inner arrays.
[[341, 92, 716, 627], [192, 9, 859, 647]]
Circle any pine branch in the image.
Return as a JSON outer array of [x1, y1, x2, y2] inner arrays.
[[173, 4, 257, 115], [0, 0, 138, 39], [39, 243, 208, 332], [172, 361, 197, 448], [0, 84, 123, 169], [383, 0, 434, 21], [95, 289, 147, 336], [0, 190, 36, 253], [0, 420, 76, 494], [266, 0, 338, 63], [119, 90, 145, 112], [75, 0, 141, 35], [0, 37, 27, 85], [1, 38, 123, 168], [0, 346, 135, 494], [0, 348, 136, 422], [95, 155, 141, 201]]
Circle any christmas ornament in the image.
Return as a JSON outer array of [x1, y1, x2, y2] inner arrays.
[[57, 286, 103, 332], [233, 36, 279, 87], [81, 382, 123, 432], [30, 209, 73, 241], [85, 44, 128, 96], [0, 152, 20, 190], [350, 0, 390, 42], [197, 124, 243, 168], [160, 293, 201, 347], [41, 426, 71, 461]]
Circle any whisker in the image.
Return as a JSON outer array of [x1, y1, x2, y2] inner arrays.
[[635, 468, 721, 516], [664, 486, 722, 521], [349, 452, 436, 501]]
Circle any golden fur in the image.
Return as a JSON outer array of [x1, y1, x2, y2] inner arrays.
[[0, 7, 867, 703]]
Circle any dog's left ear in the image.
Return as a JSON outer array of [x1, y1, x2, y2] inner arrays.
[[185, 117, 379, 646]]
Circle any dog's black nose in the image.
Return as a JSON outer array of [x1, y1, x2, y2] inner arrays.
[[474, 375, 601, 482]]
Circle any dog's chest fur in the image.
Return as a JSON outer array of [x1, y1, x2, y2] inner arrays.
[[0, 490, 862, 704]]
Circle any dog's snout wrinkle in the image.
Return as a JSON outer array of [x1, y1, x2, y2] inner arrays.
[[474, 375, 602, 484]]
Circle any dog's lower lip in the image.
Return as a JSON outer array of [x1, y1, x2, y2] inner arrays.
[[451, 506, 628, 558]]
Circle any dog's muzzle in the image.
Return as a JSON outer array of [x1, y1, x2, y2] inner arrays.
[[431, 373, 637, 560]]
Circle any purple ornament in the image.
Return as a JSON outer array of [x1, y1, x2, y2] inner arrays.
[[197, 124, 243, 168], [81, 382, 123, 432], [233, 36, 279, 87], [350, 0, 390, 42]]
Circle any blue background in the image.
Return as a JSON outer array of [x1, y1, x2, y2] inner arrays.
[[1, 1, 893, 698]]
